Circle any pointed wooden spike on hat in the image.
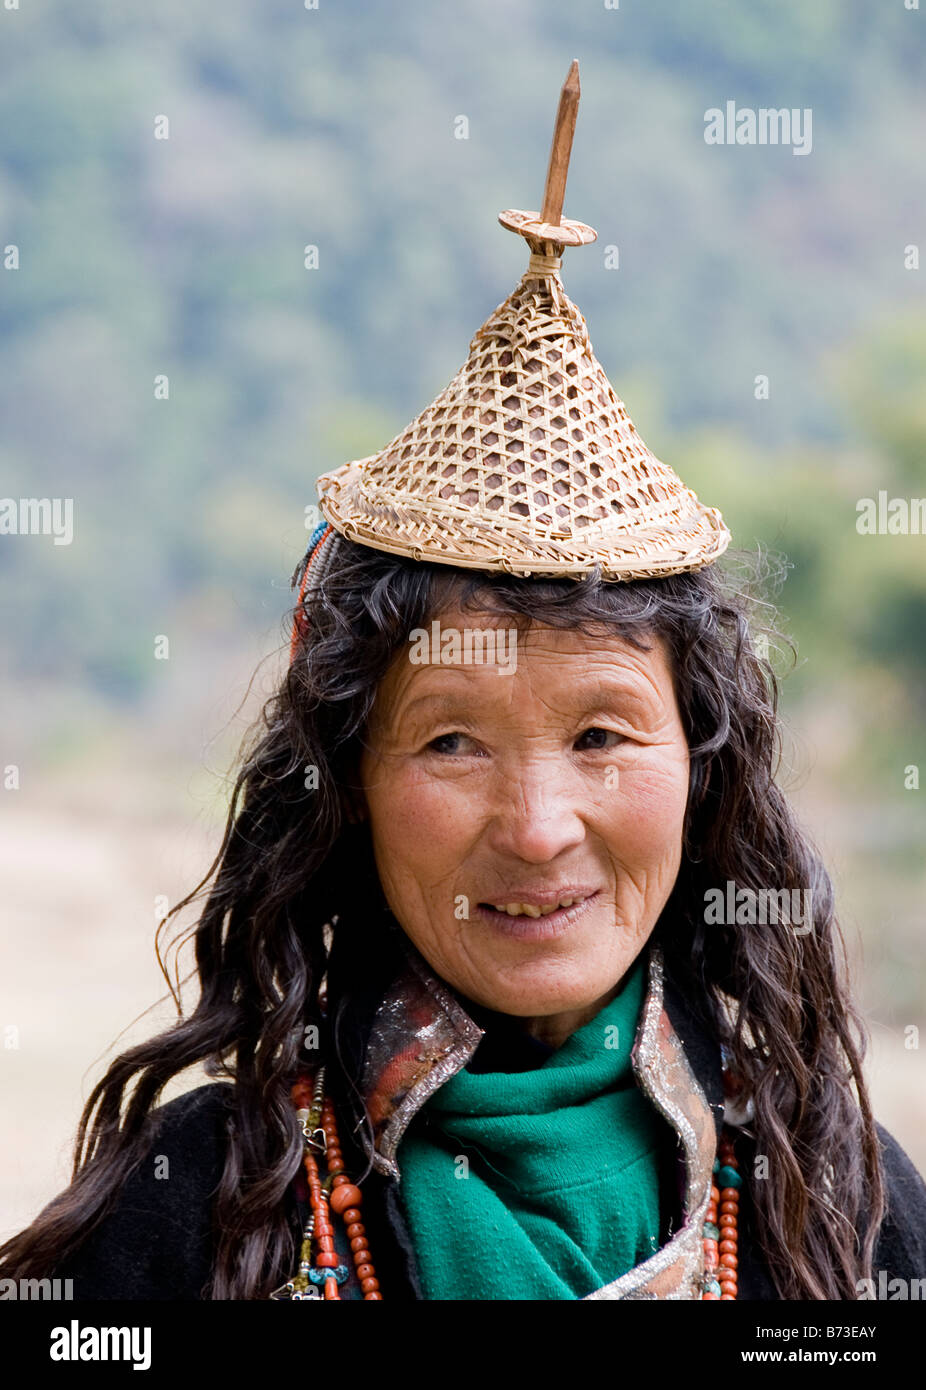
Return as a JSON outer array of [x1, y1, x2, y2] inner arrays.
[[540, 58, 580, 228], [499, 59, 597, 251]]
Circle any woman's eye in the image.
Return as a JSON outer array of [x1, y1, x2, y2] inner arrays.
[[427, 732, 477, 756], [575, 727, 626, 751]]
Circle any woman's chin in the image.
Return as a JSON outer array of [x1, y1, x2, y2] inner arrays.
[[456, 956, 632, 1022], [449, 916, 647, 1007]]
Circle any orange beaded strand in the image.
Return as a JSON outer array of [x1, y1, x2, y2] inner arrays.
[[322, 1093, 382, 1299], [701, 1130, 741, 1301], [271, 1068, 382, 1301]]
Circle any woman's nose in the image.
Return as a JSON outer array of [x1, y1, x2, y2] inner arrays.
[[483, 764, 587, 863]]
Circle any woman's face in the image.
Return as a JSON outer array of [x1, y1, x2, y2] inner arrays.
[[357, 606, 690, 1032]]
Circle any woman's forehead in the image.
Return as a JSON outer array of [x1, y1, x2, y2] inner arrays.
[[369, 616, 673, 722], [419, 605, 663, 658]]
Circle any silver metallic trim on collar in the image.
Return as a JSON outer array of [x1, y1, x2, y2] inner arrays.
[[583, 945, 714, 1300], [366, 946, 484, 1179]]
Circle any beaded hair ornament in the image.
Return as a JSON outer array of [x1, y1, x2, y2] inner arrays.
[[288, 519, 339, 665]]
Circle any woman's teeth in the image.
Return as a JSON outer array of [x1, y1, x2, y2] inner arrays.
[[489, 897, 581, 918]]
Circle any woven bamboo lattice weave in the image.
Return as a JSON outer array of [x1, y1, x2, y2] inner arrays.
[[316, 65, 730, 581]]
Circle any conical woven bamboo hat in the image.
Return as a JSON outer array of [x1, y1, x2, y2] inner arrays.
[[317, 63, 730, 581]]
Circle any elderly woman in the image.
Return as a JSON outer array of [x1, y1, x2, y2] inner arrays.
[[5, 527, 926, 1304], [3, 69, 926, 1303]]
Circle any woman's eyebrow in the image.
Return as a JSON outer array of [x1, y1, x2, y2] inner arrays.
[[571, 678, 657, 717], [397, 691, 476, 722], [397, 676, 657, 722]]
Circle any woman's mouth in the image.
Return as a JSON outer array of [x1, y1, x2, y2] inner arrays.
[[475, 890, 599, 941]]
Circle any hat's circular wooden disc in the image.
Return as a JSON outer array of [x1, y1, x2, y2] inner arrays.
[[498, 208, 597, 246]]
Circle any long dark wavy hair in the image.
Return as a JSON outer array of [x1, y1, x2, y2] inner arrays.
[[0, 534, 885, 1299]]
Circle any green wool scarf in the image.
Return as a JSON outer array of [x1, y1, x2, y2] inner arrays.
[[396, 954, 677, 1300]]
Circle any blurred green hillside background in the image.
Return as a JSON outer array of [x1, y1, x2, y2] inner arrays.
[[1, 0, 925, 1229]]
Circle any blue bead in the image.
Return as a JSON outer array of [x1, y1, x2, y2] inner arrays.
[[717, 1165, 742, 1190], [702, 1222, 720, 1241], [712, 1158, 720, 1173], [308, 1263, 350, 1285], [307, 521, 329, 553]]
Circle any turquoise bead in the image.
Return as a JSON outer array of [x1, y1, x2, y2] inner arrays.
[[712, 1158, 720, 1173], [308, 1264, 350, 1286], [702, 1221, 720, 1241], [717, 1165, 742, 1190], [705, 1279, 722, 1296]]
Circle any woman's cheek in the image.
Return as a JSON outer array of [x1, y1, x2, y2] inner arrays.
[[376, 763, 476, 855], [601, 759, 688, 852]]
